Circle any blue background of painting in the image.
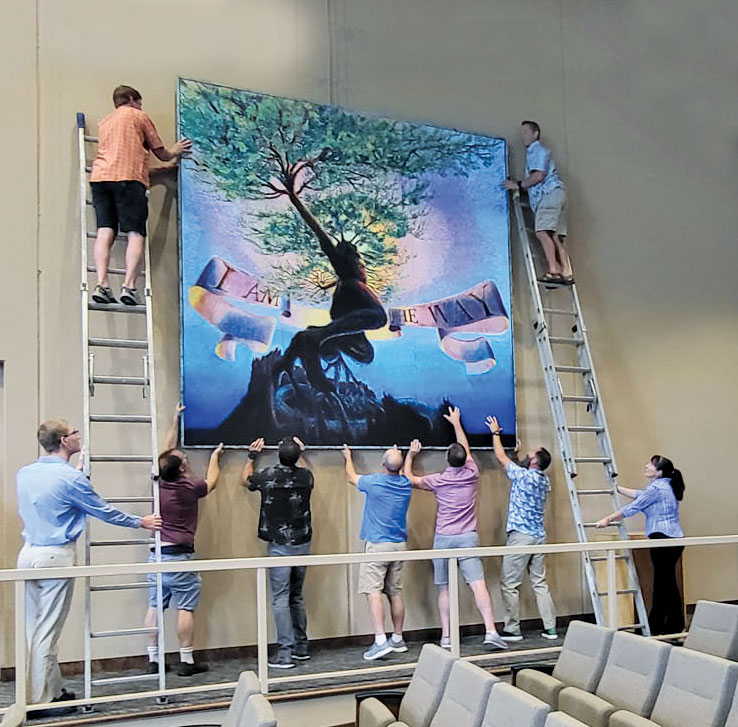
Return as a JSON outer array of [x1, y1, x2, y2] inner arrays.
[[178, 87, 515, 444]]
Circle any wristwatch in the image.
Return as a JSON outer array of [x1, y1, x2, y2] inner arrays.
[[248, 451, 258, 460]]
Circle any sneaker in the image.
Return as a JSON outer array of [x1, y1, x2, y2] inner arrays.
[[541, 629, 559, 640], [30, 688, 78, 718], [500, 630, 524, 642], [363, 640, 394, 661], [389, 637, 408, 653], [292, 648, 311, 661], [177, 661, 209, 677], [92, 284, 117, 304], [147, 661, 171, 674], [439, 637, 452, 649], [120, 286, 141, 306], [483, 632, 509, 650], [268, 654, 296, 670]]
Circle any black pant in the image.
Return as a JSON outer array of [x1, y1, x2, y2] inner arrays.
[[648, 532, 684, 635]]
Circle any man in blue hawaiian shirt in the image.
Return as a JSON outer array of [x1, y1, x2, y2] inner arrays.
[[486, 415, 558, 641]]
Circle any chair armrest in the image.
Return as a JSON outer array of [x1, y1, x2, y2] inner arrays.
[[510, 661, 556, 685], [354, 690, 405, 726]]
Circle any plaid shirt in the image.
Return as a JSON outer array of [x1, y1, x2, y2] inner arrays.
[[90, 106, 164, 188]]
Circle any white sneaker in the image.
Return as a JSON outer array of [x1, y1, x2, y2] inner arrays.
[[439, 637, 451, 649], [541, 629, 559, 640], [363, 641, 394, 661], [483, 632, 509, 650]]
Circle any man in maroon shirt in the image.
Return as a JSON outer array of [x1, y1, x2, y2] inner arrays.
[[142, 404, 223, 676]]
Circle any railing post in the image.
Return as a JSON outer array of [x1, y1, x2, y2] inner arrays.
[[15, 580, 27, 713], [607, 549, 617, 629], [256, 567, 269, 693], [448, 557, 460, 657]]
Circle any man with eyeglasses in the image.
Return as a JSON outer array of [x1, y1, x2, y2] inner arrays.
[[16, 419, 162, 715]]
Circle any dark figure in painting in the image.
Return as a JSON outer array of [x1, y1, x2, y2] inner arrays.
[[281, 212, 387, 394]]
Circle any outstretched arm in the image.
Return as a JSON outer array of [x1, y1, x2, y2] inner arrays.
[[163, 402, 185, 451], [342, 445, 360, 486], [444, 406, 471, 459], [205, 443, 224, 493], [403, 439, 426, 487], [616, 485, 638, 499], [240, 438, 265, 487], [596, 510, 624, 528], [486, 416, 512, 469]]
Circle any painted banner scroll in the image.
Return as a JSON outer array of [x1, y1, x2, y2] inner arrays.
[[178, 79, 515, 447]]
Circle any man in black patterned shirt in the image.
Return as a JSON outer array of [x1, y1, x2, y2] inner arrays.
[[241, 436, 314, 669]]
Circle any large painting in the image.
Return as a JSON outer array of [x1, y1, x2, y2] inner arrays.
[[178, 79, 515, 447]]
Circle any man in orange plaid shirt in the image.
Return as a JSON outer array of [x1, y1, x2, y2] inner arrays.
[[90, 85, 191, 306]]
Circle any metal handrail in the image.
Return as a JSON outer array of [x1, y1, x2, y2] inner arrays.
[[2, 532, 734, 716]]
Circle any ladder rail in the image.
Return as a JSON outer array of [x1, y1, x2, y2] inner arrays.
[[77, 113, 168, 703], [511, 190, 649, 634]]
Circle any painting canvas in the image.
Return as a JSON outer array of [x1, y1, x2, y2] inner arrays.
[[178, 79, 515, 447]]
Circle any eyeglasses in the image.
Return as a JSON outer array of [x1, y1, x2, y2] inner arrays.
[[65, 429, 80, 437]]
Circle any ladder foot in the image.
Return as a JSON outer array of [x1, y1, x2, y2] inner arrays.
[[82, 705, 95, 714], [156, 697, 170, 706]]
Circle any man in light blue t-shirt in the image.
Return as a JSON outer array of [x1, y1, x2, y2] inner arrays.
[[343, 444, 413, 661], [503, 120, 573, 285]]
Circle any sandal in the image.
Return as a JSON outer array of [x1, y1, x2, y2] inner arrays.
[[537, 272, 563, 284]]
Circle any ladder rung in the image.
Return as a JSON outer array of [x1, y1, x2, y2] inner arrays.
[[590, 555, 628, 562], [597, 589, 637, 596], [84, 135, 98, 143], [568, 425, 605, 433], [90, 454, 153, 462], [90, 627, 158, 638], [86, 230, 128, 243], [555, 365, 591, 374], [618, 624, 645, 631], [583, 522, 618, 528], [90, 414, 152, 423], [576, 489, 612, 495], [88, 337, 148, 349], [549, 336, 584, 346], [575, 457, 612, 463], [91, 375, 147, 386], [90, 539, 151, 547], [90, 582, 150, 592], [561, 394, 596, 403], [86, 265, 127, 275], [537, 279, 568, 288], [543, 308, 576, 316], [107, 496, 154, 503], [88, 302, 146, 314], [92, 674, 158, 686]]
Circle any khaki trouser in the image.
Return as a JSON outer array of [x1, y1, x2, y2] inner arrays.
[[500, 531, 556, 633], [17, 542, 76, 703]]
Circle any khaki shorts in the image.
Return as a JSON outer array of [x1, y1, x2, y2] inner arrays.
[[358, 541, 407, 595], [534, 186, 568, 236]]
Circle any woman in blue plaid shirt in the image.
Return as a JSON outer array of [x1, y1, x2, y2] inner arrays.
[[597, 455, 686, 635]]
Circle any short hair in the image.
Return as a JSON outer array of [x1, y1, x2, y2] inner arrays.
[[278, 438, 301, 467], [535, 447, 551, 471], [447, 443, 467, 467], [382, 448, 403, 474], [158, 448, 183, 481], [38, 419, 71, 453], [522, 120, 541, 138], [113, 85, 142, 108]]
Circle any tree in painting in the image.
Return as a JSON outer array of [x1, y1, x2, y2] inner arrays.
[[179, 80, 505, 444]]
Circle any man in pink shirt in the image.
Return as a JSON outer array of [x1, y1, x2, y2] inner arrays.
[[403, 406, 506, 650]]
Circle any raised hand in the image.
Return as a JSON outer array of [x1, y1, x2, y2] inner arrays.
[[172, 402, 185, 421], [342, 444, 352, 460], [408, 439, 422, 456], [485, 415, 502, 434], [293, 436, 306, 451], [212, 442, 224, 457], [249, 438, 265, 453], [443, 405, 462, 425]]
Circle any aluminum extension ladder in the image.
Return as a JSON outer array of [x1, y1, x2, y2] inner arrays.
[[76, 113, 167, 706], [511, 189, 650, 635]]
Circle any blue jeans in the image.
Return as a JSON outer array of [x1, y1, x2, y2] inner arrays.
[[267, 542, 310, 657]]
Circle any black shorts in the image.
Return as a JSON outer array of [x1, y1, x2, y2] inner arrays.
[[90, 180, 148, 236]]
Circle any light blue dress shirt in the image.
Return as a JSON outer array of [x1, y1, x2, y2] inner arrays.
[[620, 478, 684, 538], [525, 140, 565, 211], [17, 456, 142, 546]]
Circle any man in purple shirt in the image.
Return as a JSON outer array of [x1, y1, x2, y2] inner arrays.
[[404, 406, 507, 650], [142, 403, 223, 676]]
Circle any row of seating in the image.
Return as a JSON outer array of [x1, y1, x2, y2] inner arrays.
[[358, 642, 585, 727], [515, 600, 738, 727]]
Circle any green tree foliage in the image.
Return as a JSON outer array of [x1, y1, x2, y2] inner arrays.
[[179, 79, 503, 300]]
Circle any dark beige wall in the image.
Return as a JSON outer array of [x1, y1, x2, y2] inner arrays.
[[2, 0, 737, 667]]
